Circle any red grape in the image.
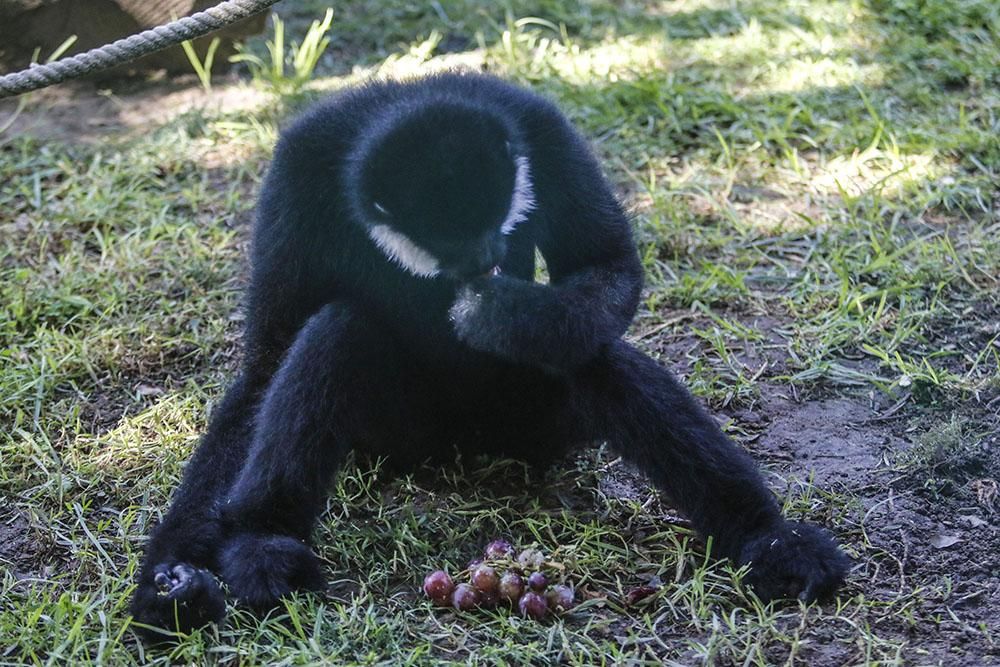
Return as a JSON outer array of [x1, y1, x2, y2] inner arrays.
[[478, 587, 500, 609], [527, 571, 547, 591], [484, 539, 515, 560], [518, 591, 548, 619], [546, 584, 575, 612], [498, 572, 525, 604], [451, 583, 480, 611], [471, 564, 500, 594], [625, 585, 660, 606], [423, 570, 454, 606]]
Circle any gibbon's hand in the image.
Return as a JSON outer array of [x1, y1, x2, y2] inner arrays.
[[449, 274, 540, 355], [449, 275, 596, 372], [739, 521, 851, 603]]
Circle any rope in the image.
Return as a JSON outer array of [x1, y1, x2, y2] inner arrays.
[[0, 0, 282, 99]]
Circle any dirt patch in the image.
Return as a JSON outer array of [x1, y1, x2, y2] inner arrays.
[[598, 461, 653, 503], [750, 394, 907, 487], [0, 508, 48, 579], [725, 389, 1000, 666], [2, 76, 268, 145], [596, 458, 686, 525], [856, 487, 1000, 665], [586, 384, 1000, 664]]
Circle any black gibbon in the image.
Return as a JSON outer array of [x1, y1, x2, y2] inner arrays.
[[130, 72, 849, 638]]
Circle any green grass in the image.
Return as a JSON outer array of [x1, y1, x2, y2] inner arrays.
[[1, 0, 998, 664]]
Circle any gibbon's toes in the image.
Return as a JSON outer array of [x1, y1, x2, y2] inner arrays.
[[130, 562, 226, 642], [219, 533, 324, 611], [739, 521, 852, 603]]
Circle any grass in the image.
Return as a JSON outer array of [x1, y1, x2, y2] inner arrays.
[[1, 0, 998, 664]]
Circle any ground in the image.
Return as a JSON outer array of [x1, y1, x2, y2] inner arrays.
[[1, 0, 998, 664]]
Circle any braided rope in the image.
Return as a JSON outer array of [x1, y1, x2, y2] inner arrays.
[[0, 0, 281, 98]]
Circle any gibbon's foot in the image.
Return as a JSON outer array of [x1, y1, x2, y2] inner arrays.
[[220, 533, 324, 611], [738, 521, 851, 603], [130, 562, 226, 640]]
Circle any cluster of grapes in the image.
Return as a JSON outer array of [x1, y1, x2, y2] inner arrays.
[[422, 539, 575, 620]]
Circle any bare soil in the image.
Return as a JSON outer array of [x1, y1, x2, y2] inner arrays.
[[1, 76, 268, 144]]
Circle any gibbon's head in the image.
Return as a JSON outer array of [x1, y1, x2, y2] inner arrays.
[[349, 101, 534, 279]]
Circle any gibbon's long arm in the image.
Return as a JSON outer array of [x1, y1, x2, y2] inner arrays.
[[450, 102, 643, 373]]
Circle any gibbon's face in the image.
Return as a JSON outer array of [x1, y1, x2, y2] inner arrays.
[[356, 105, 534, 280]]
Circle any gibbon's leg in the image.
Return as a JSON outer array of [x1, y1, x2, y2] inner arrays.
[[216, 302, 416, 611], [130, 282, 325, 639], [571, 340, 850, 602], [129, 370, 271, 639]]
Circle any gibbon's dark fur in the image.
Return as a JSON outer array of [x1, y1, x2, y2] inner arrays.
[[131, 72, 849, 638]]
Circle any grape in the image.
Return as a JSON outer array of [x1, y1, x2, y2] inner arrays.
[[527, 571, 547, 591], [451, 583, 480, 611], [423, 570, 454, 606], [478, 587, 499, 609], [517, 548, 544, 570], [518, 591, 548, 619], [546, 584, 575, 612], [484, 539, 515, 560], [498, 572, 525, 604], [470, 564, 500, 594], [625, 585, 659, 606]]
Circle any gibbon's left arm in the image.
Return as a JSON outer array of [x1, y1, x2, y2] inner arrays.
[[451, 102, 643, 373]]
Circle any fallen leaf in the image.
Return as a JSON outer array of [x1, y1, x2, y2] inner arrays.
[[958, 514, 988, 528], [930, 533, 961, 549], [970, 478, 998, 511]]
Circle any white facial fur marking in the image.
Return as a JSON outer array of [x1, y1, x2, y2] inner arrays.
[[368, 224, 441, 278], [500, 156, 536, 235]]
